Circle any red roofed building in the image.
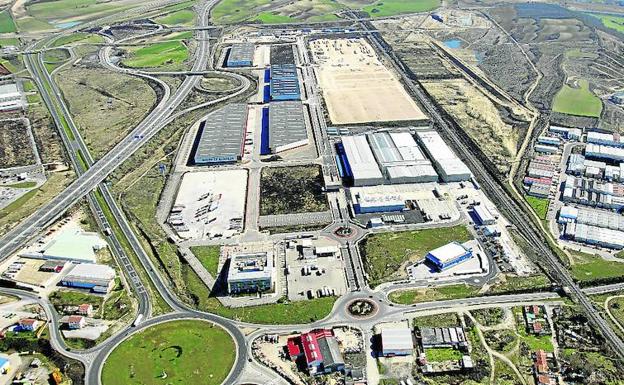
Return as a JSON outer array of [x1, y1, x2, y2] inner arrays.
[[534, 350, 549, 374], [285, 329, 345, 375], [77, 304, 93, 317], [537, 374, 556, 385]]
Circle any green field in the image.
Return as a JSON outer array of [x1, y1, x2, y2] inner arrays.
[[25, 0, 131, 25], [569, 250, 624, 282], [122, 37, 189, 68], [362, 0, 441, 17], [211, 0, 272, 24], [552, 78, 603, 117], [0, 10, 17, 33], [190, 246, 221, 277], [102, 320, 235, 385], [525, 195, 549, 220], [51, 32, 104, 47], [389, 284, 480, 305], [255, 12, 296, 23], [425, 347, 464, 362], [590, 13, 624, 33], [514, 307, 554, 352], [4, 181, 37, 189], [154, 9, 195, 25], [360, 225, 472, 286]]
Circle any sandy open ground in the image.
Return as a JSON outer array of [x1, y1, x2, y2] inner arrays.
[[311, 38, 427, 124]]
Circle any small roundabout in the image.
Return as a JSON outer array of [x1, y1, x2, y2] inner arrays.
[[346, 298, 379, 319], [101, 319, 236, 385]]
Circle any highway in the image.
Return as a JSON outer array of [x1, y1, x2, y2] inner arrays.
[[358, 19, 624, 359]]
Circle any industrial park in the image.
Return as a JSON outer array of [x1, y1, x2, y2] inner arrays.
[[0, 0, 624, 385]]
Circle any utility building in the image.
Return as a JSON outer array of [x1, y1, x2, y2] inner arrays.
[[227, 42, 254, 67], [416, 131, 472, 182], [267, 101, 309, 153], [193, 104, 248, 165], [227, 252, 274, 294]]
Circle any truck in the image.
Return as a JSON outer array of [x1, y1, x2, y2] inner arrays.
[[132, 314, 144, 327]]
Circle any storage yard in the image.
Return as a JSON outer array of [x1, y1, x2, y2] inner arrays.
[[311, 38, 428, 124], [169, 170, 247, 239]]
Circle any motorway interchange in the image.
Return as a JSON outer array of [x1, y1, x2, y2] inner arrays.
[[2, 0, 624, 384]]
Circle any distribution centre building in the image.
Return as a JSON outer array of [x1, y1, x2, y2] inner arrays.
[[585, 143, 624, 162], [425, 242, 473, 271], [415, 131, 472, 182], [193, 104, 248, 165], [270, 64, 301, 101], [568, 223, 624, 250], [368, 131, 438, 184], [226, 42, 255, 67], [267, 101, 309, 153], [340, 135, 384, 186]]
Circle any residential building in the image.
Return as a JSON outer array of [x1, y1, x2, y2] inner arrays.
[[18, 318, 40, 332]]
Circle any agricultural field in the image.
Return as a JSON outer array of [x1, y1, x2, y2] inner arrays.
[[0, 119, 38, 168], [552, 78, 603, 118], [259, 165, 329, 216], [362, 0, 440, 17], [56, 66, 156, 159], [102, 320, 235, 385], [154, 9, 195, 26], [0, 10, 16, 33], [360, 225, 472, 286]]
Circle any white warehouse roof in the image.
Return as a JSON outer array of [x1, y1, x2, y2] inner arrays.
[[64, 263, 115, 280], [341, 135, 383, 185], [427, 242, 471, 264], [381, 328, 414, 351], [415, 131, 472, 181]]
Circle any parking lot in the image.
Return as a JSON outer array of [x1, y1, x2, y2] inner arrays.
[[285, 238, 347, 301]]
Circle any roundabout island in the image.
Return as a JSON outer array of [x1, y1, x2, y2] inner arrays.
[[101, 320, 236, 385]]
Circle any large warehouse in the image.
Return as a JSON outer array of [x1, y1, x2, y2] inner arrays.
[[266, 101, 309, 154], [227, 42, 255, 67], [587, 131, 624, 148], [193, 104, 248, 165], [416, 131, 472, 182], [60, 263, 116, 293], [566, 222, 624, 250], [368, 132, 438, 184], [270, 64, 301, 101], [425, 242, 473, 271], [585, 143, 624, 162], [340, 135, 384, 186], [0, 82, 25, 111]]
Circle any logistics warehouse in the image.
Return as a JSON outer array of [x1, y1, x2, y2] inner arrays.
[[193, 104, 248, 165], [335, 130, 471, 186], [425, 242, 473, 271]]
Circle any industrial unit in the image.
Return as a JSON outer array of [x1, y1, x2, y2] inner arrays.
[[558, 206, 624, 231], [561, 175, 624, 210], [472, 204, 496, 225], [265, 101, 309, 154], [340, 135, 384, 186], [585, 143, 624, 162], [287, 329, 345, 375], [226, 42, 255, 67], [368, 132, 438, 184], [565, 222, 624, 250], [193, 104, 248, 165], [60, 263, 116, 293], [425, 242, 473, 271], [380, 328, 414, 356], [227, 252, 274, 294], [587, 131, 624, 148], [420, 327, 469, 349], [0, 82, 25, 111], [548, 125, 582, 140], [352, 193, 405, 214], [415, 131, 472, 182], [269, 64, 301, 101]]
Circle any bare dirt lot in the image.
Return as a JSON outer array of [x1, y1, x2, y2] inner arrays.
[[311, 38, 427, 125], [0, 119, 37, 169]]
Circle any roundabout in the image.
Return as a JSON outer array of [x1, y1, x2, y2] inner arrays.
[[101, 319, 236, 385], [346, 298, 379, 319]]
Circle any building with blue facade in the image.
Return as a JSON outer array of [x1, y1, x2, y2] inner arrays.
[[193, 104, 248, 165], [270, 64, 300, 101], [426, 242, 473, 271], [60, 263, 116, 293]]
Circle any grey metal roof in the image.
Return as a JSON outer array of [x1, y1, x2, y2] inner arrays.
[[269, 101, 308, 151], [194, 104, 247, 163], [228, 43, 255, 65]]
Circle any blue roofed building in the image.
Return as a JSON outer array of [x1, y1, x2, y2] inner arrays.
[[270, 64, 301, 101], [426, 242, 473, 271]]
